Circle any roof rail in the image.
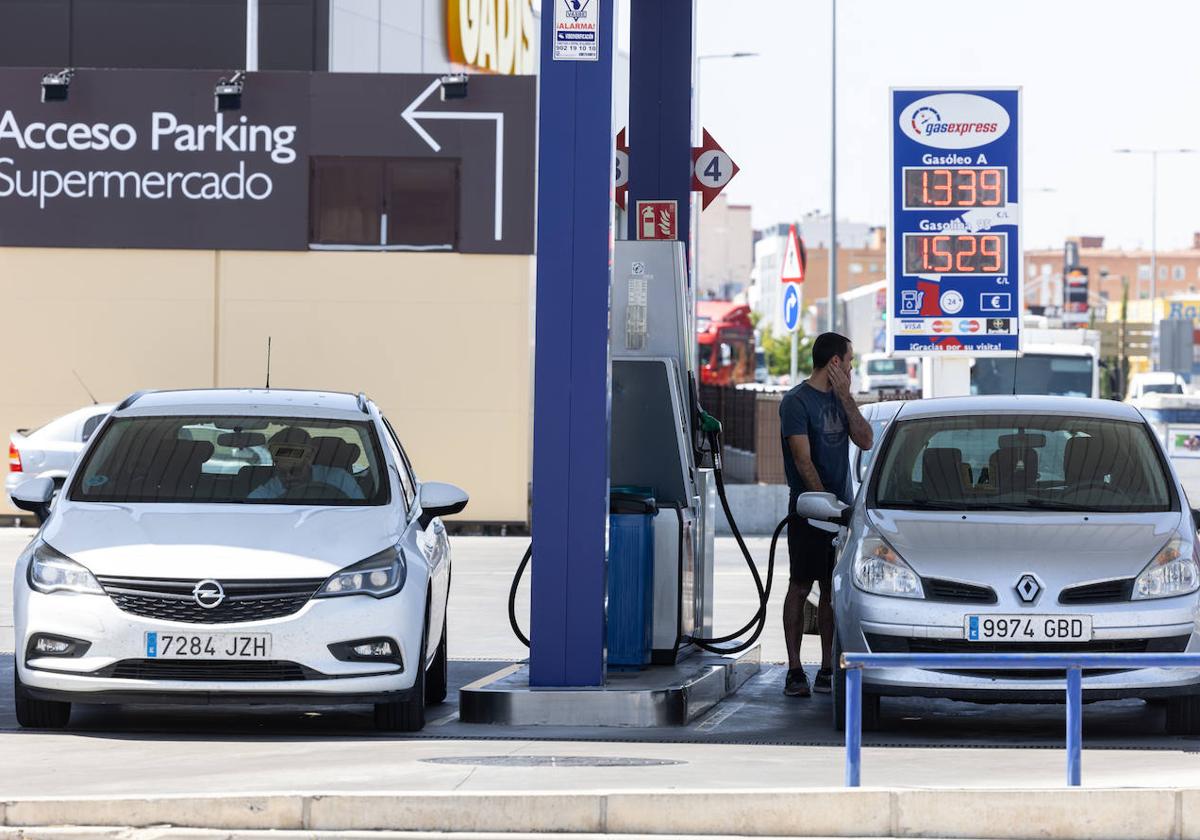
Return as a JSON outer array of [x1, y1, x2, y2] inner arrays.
[[115, 389, 153, 411], [356, 393, 371, 415]]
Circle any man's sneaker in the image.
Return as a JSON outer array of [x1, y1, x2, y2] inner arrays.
[[813, 668, 833, 694], [784, 667, 811, 697]]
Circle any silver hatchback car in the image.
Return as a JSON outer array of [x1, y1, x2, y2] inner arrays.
[[798, 396, 1200, 733]]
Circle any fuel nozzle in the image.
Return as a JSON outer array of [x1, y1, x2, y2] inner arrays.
[[698, 410, 722, 435]]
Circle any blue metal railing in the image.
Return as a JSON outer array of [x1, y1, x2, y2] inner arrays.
[[841, 652, 1200, 787]]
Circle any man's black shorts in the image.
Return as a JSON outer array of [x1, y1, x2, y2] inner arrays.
[[787, 492, 836, 584]]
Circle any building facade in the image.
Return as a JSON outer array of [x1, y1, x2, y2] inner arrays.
[[749, 221, 886, 336], [1025, 234, 1200, 313], [0, 0, 550, 522], [697, 194, 752, 300]]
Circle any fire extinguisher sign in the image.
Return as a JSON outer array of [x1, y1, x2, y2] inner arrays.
[[635, 200, 678, 241]]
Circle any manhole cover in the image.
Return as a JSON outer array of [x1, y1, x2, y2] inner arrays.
[[420, 755, 684, 768]]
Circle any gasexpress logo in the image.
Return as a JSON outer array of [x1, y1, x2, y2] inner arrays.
[[900, 93, 1010, 150]]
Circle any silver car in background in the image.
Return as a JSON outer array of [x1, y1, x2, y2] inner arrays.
[[798, 396, 1200, 733], [8, 404, 114, 520]]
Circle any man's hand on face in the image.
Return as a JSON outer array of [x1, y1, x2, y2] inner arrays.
[[828, 359, 852, 400]]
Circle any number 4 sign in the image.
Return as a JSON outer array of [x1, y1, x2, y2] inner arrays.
[[692, 129, 740, 209]]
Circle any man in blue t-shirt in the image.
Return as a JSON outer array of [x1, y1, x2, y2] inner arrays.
[[779, 332, 873, 698]]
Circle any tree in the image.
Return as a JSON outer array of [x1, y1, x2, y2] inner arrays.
[[750, 312, 812, 378]]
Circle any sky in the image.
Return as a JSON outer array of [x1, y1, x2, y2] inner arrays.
[[664, 0, 1200, 251]]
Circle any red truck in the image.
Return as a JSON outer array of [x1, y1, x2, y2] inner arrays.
[[696, 300, 756, 387]]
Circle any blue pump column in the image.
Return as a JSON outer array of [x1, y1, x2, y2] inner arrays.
[[528, 1, 616, 687], [627, 0, 696, 259]]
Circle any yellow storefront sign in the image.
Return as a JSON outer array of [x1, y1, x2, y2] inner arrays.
[[448, 0, 538, 75]]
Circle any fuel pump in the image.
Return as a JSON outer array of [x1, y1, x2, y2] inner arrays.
[[511, 240, 788, 665]]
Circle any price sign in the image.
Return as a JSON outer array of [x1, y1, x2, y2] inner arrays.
[[889, 89, 1022, 356]]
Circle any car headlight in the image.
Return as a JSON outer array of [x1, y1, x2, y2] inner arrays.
[[315, 545, 407, 599], [28, 542, 103, 595], [1133, 537, 1199, 600], [852, 531, 924, 599]]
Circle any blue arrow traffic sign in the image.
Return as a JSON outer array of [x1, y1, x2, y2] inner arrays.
[[783, 283, 801, 333]]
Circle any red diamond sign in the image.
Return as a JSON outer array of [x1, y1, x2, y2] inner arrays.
[[691, 129, 740, 210]]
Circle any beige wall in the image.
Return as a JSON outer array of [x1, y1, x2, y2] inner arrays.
[[698, 195, 753, 298], [0, 248, 533, 523]]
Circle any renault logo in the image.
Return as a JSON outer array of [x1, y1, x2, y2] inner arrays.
[[192, 579, 225, 609], [1015, 574, 1042, 604]]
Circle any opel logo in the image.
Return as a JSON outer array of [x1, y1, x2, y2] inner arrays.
[[192, 579, 225, 610], [1015, 574, 1042, 604]]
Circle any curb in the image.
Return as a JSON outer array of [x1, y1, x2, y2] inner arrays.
[[1, 788, 1198, 838]]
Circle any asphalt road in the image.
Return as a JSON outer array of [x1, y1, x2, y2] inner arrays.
[[5, 529, 1200, 797]]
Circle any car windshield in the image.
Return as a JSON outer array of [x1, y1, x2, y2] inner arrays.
[[854, 412, 897, 481], [872, 413, 1173, 512], [69, 415, 388, 505], [971, 354, 1093, 397], [867, 359, 906, 375]]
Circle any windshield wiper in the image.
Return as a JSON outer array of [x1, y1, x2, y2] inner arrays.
[[1023, 499, 1092, 511], [973, 499, 1091, 512], [878, 499, 966, 511]]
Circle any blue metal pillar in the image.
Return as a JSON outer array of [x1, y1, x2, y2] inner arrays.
[[627, 0, 695, 249], [528, 1, 615, 687], [1065, 666, 1083, 786], [845, 667, 863, 787]]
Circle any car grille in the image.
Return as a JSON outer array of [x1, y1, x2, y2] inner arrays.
[[863, 634, 1190, 678], [95, 659, 316, 682], [1059, 578, 1134, 605], [923, 577, 998, 604], [96, 576, 325, 624]]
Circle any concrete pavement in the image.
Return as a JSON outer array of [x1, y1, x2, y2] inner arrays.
[[3, 530, 1200, 799]]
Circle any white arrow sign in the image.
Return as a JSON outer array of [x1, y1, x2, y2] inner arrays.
[[402, 78, 505, 242]]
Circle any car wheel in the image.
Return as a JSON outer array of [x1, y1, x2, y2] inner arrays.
[[425, 617, 448, 706], [14, 668, 70, 729], [831, 632, 881, 732], [1165, 693, 1200, 735], [374, 618, 427, 733]]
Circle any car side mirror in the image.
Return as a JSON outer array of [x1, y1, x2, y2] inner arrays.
[[856, 450, 868, 483], [11, 476, 55, 513], [794, 491, 850, 531], [418, 481, 469, 529], [1192, 508, 1200, 534]]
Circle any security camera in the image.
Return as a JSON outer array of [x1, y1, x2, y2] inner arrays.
[[214, 71, 245, 112], [439, 73, 469, 101], [41, 68, 74, 103]]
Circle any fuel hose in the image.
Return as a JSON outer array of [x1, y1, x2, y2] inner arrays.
[[507, 418, 788, 655]]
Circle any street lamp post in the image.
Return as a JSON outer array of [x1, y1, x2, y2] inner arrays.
[[1114, 148, 1195, 323], [829, 0, 837, 334], [694, 51, 758, 299]]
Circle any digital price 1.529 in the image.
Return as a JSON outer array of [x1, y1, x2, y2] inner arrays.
[[903, 232, 1007, 275]]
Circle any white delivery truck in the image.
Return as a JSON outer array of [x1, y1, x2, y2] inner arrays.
[[969, 327, 1101, 399], [857, 352, 921, 396]]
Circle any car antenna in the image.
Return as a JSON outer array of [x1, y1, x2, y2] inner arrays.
[[72, 369, 98, 405], [265, 337, 272, 389], [1011, 349, 1019, 396]]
